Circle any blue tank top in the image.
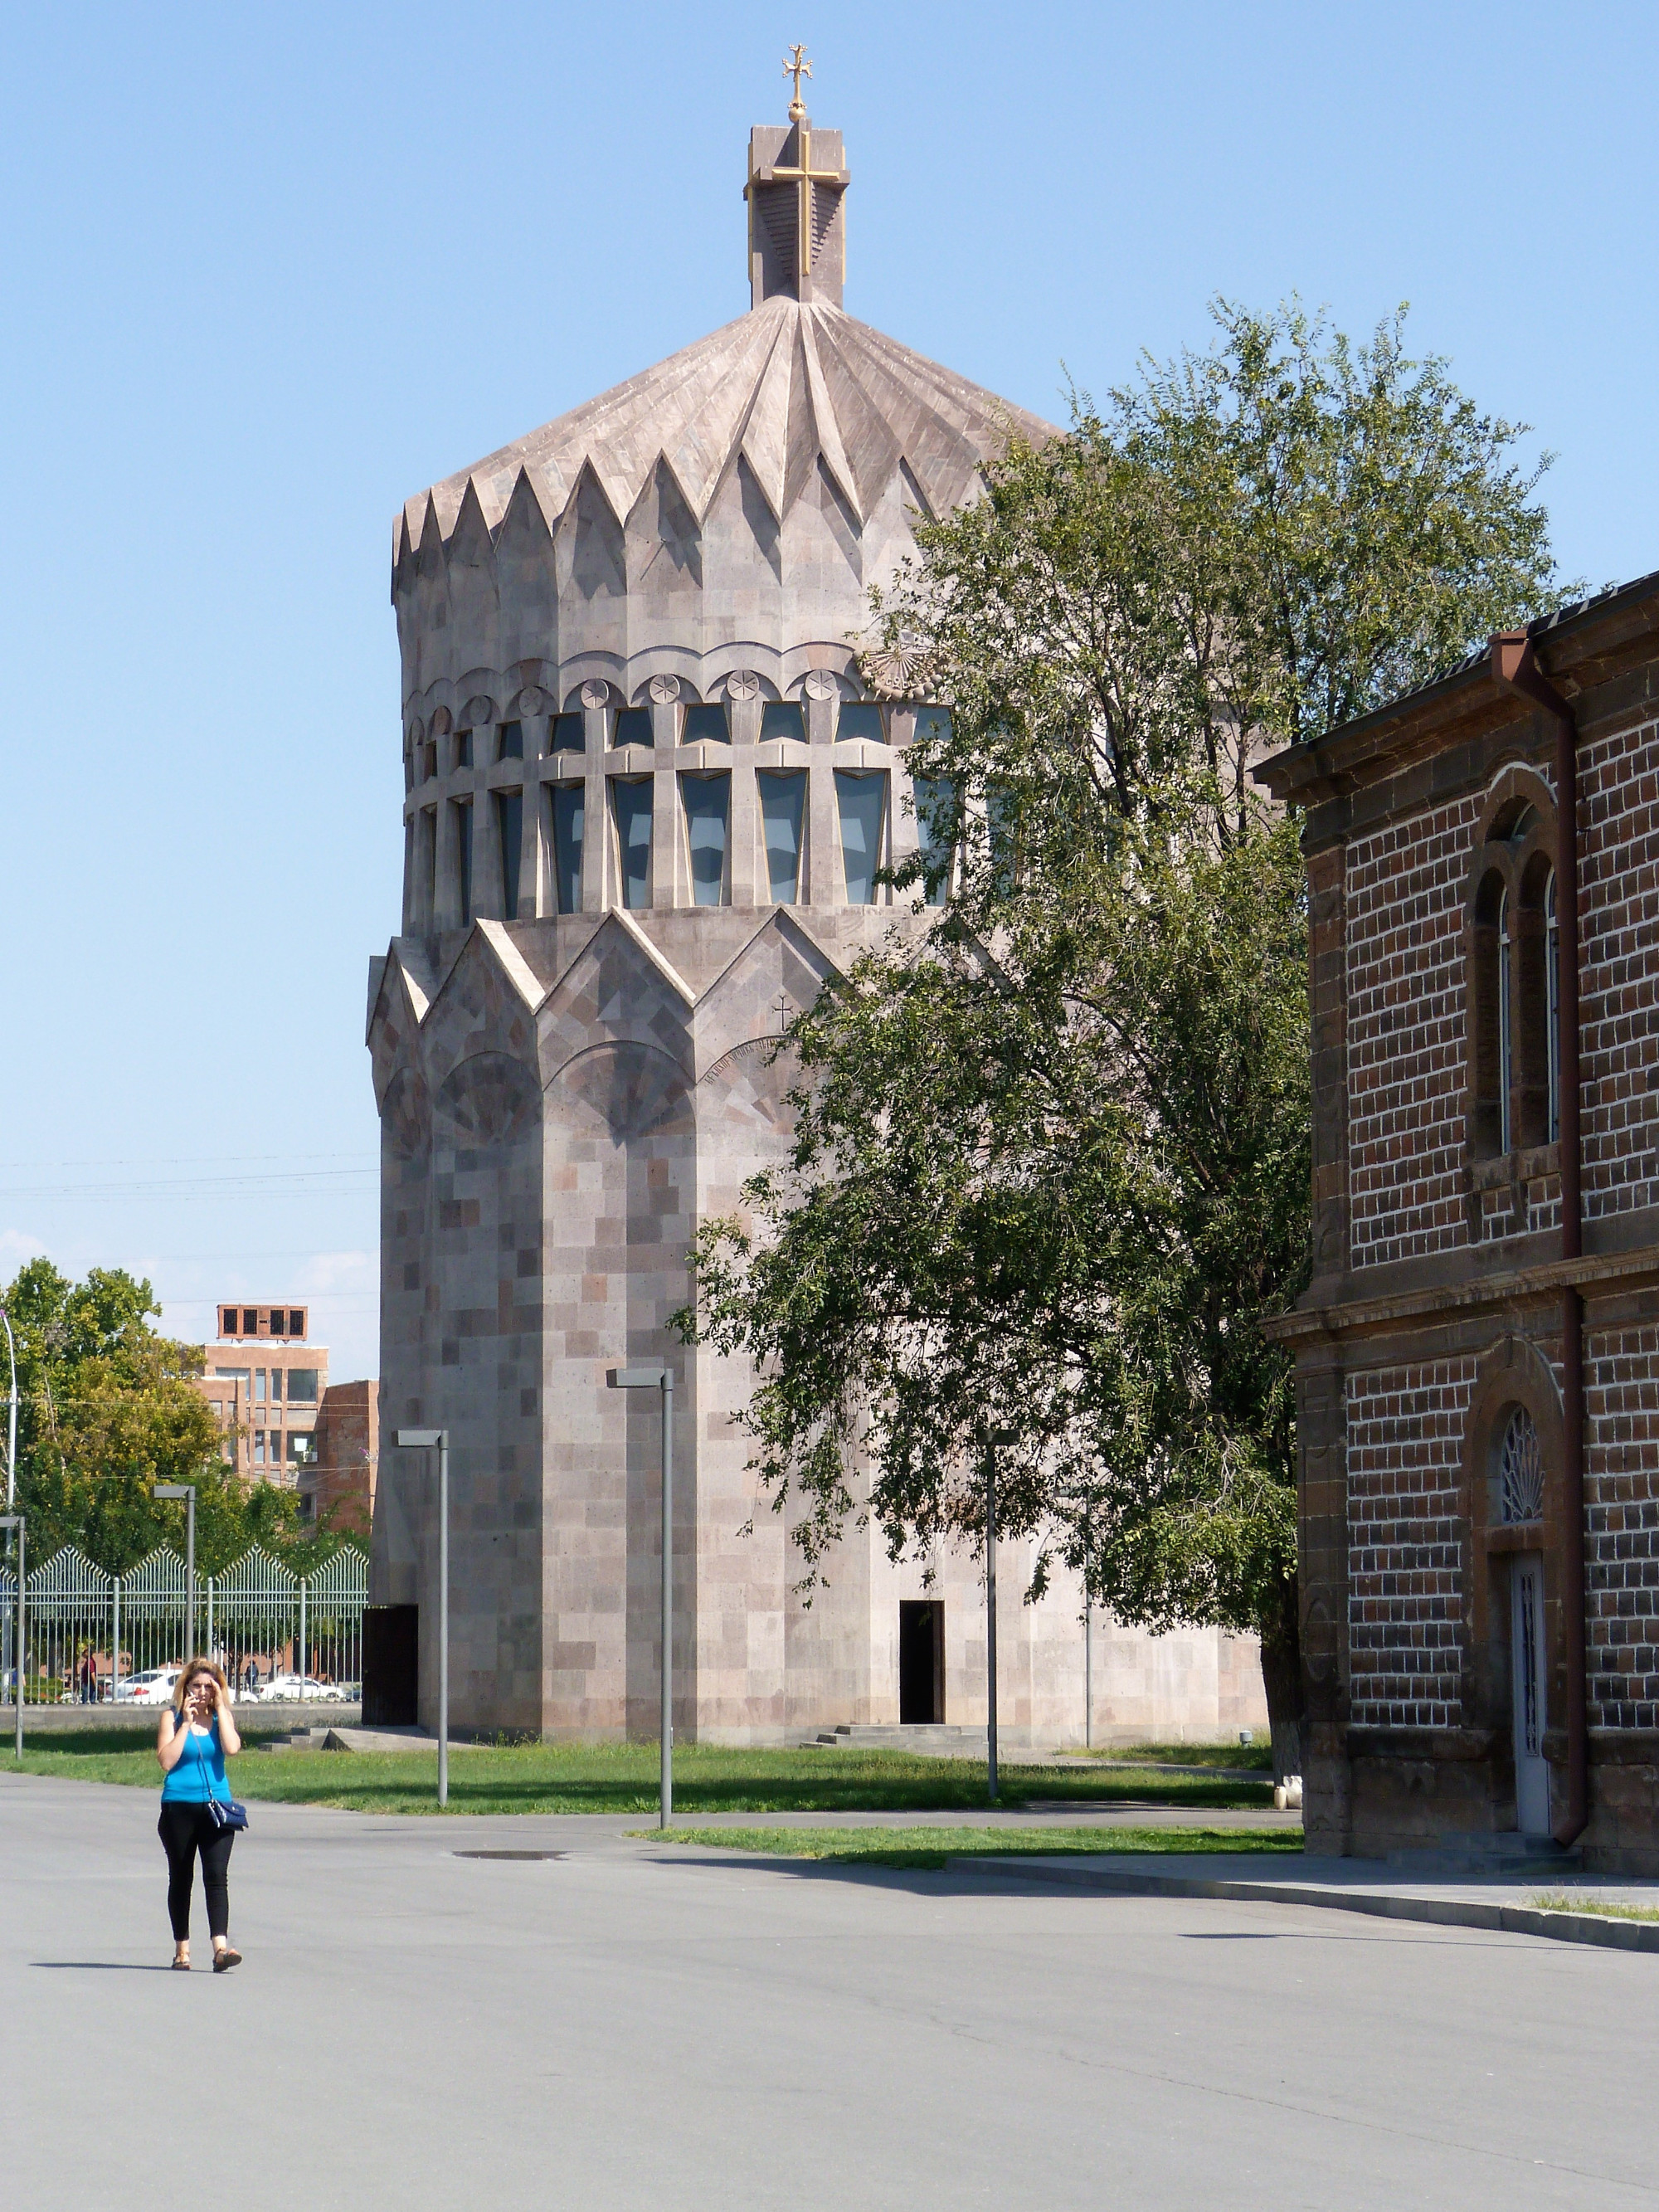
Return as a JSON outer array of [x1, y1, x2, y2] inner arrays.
[[161, 1717, 229, 1804]]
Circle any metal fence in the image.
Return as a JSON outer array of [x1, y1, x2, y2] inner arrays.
[[0, 1542, 367, 1706]]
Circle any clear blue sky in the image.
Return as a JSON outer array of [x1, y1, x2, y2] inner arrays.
[[2, 1, 1654, 1376]]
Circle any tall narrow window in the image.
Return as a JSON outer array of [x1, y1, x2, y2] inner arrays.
[[615, 707, 653, 749], [835, 770, 888, 904], [1545, 870, 1559, 1144], [835, 702, 885, 743], [611, 779, 653, 909], [682, 774, 730, 905], [758, 770, 806, 904], [455, 799, 474, 924], [552, 785, 584, 914], [496, 790, 523, 918], [456, 729, 474, 769], [422, 807, 437, 923], [1498, 884, 1512, 1153], [1499, 1405, 1545, 1523], [761, 700, 806, 743], [552, 713, 585, 753], [497, 720, 523, 761], [682, 703, 729, 744], [911, 777, 955, 907]]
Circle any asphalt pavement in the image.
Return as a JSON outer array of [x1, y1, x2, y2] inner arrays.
[[5, 1769, 1657, 2210]]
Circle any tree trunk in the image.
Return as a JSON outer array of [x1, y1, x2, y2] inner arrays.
[[1258, 1576, 1303, 1786]]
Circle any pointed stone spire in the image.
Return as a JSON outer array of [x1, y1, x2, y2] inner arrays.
[[745, 50, 849, 308]]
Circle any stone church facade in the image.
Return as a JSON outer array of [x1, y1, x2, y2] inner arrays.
[[1261, 572, 1659, 1870], [366, 97, 1267, 1747]]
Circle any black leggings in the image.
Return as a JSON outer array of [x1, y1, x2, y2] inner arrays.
[[158, 1803, 235, 1942]]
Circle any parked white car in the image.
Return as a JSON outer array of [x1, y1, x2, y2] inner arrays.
[[118, 1669, 180, 1705], [255, 1674, 345, 1703]]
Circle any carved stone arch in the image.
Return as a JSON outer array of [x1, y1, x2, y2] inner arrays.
[[1459, 1332, 1569, 1743], [695, 1035, 801, 1140], [380, 1065, 432, 1164], [1475, 760, 1556, 855], [429, 704, 454, 738], [547, 1040, 693, 1142], [432, 1050, 541, 1151]]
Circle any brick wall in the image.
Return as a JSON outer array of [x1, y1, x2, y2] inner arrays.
[[1345, 796, 1481, 1269], [1585, 1319, 1659, 1729], [1579, 714, 1659, 1225], [1345, 1359, 1476, 1726]]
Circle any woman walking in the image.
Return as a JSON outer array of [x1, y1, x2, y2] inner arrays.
[[156, 1658, 243, 1971]]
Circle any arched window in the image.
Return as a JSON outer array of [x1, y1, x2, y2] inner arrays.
[[1499, 1405, 1545, 1523], [1545, 870, 1559, 1145], [1497, 885, 1513, 1156]]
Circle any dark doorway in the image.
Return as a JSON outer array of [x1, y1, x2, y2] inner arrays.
[[898, 1601, 945, 1724], [362, 1604, 418, 1726]]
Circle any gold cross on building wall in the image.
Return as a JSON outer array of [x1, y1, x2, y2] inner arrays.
[[765, 127, 844, 284]]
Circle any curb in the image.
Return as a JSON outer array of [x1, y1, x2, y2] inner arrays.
[[961, 1858, 1659, 1952]]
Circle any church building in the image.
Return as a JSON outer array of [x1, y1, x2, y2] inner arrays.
[[1260, 572, 1659, 1871], [366, 78, 1267, 1747]]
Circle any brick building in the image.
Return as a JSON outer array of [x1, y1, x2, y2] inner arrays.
[[197, 1303, 328, 1484], [1259, 572, 1659, 1872], [298, 1379, 378, 1537]]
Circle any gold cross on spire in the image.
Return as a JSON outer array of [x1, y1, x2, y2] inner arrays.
[[783, 43, 812, 121]]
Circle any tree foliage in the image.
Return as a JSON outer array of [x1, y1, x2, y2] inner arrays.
[[680, 300, 1568, 1769], [2, 1258, 319, 1575]]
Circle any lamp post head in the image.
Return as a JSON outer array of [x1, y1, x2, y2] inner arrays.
[[395, 1429, 445, 1449], [607, 1366, 669, 1390], [0, 1514, 20, 1532], [153, 1484, 194, 1500]]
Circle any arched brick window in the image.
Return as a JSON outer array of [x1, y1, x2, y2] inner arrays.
[[1466, 769, 1559, 1170]]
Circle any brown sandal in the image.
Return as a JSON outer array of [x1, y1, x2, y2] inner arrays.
[[171, 1958, 190, 1971], [212, 1946, 241, 1973]]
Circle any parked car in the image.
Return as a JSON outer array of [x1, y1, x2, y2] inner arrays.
[[255, 1674, 344, 1703], [119, 1669, 180, 1705]]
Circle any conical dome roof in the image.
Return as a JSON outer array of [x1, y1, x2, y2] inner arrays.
[[398, 295, 1055, 556]]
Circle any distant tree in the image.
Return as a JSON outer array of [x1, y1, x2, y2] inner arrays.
[[681, 301, 1569, 1780]]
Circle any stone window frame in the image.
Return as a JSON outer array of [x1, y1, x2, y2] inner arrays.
[[1458, 1336, 1568, 1808], [1466, 764, 1559, 1172]]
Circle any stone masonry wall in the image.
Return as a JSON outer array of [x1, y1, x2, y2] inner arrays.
[[1585, 1318, 1659, 1729], [1345, 1358, 1477, 1727], [1579, 712, 1659, 1225], [1345, 793, 1481, 1269]]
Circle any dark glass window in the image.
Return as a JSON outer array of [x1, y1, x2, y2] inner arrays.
[[682, 703, 730, 744], [758, 771, 806, 904], [287, 1369, 319, 1406], [497, 720, 523, 761], [682, 775, 731, 905], [836, 771, 888, 904], [497, 790, 523, 918], [455, 800, 474, 923], [611, 779, 653, 908], [456, 729, 474, 768], [761, 701, 806, 743], [289, 1309, 304, 1336], [912, 777, 955, 907], [267, 1310, 285, 1337], [243, 1309, 260, 1336], [270, 1368, 283, 1401], [552, 786, 584, 914], [615, 707, 653, 749], [912, 708, 953, 745], [552, 713, 585, 753], [836, 702, 885, 743], [221, 1308, 238, 1337]]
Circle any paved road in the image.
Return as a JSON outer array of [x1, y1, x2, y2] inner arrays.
[[5, 1771, 1656, 2211]]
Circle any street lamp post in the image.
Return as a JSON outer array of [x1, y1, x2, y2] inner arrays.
[[394, 1430, 449, 1807], [1, 1515, 23, 1759], [606, 1364, 673, 1828], [1, 1307, 16, 1513], [985, 1440, 999, 1805], [154, 1484, 197, 1659]]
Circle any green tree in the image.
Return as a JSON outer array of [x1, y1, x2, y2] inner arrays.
[[0, 1259, 324, 1579], [681, 302, 1569, 1778]]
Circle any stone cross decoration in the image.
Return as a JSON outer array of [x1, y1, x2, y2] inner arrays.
[[773, 992, 794, 1034], [768, 51, 842, 287], [783, 42, 812, 120]]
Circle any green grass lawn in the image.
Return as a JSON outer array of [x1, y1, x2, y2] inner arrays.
[[1061, 1740, 1271, 1771], [2, 1730, 1279, 1818], [643, 1824, 1301, 1869], [1530, 1891, 1659, 1924]]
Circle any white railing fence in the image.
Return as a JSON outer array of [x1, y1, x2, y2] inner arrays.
[[0, 1542, 367, 1706]]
